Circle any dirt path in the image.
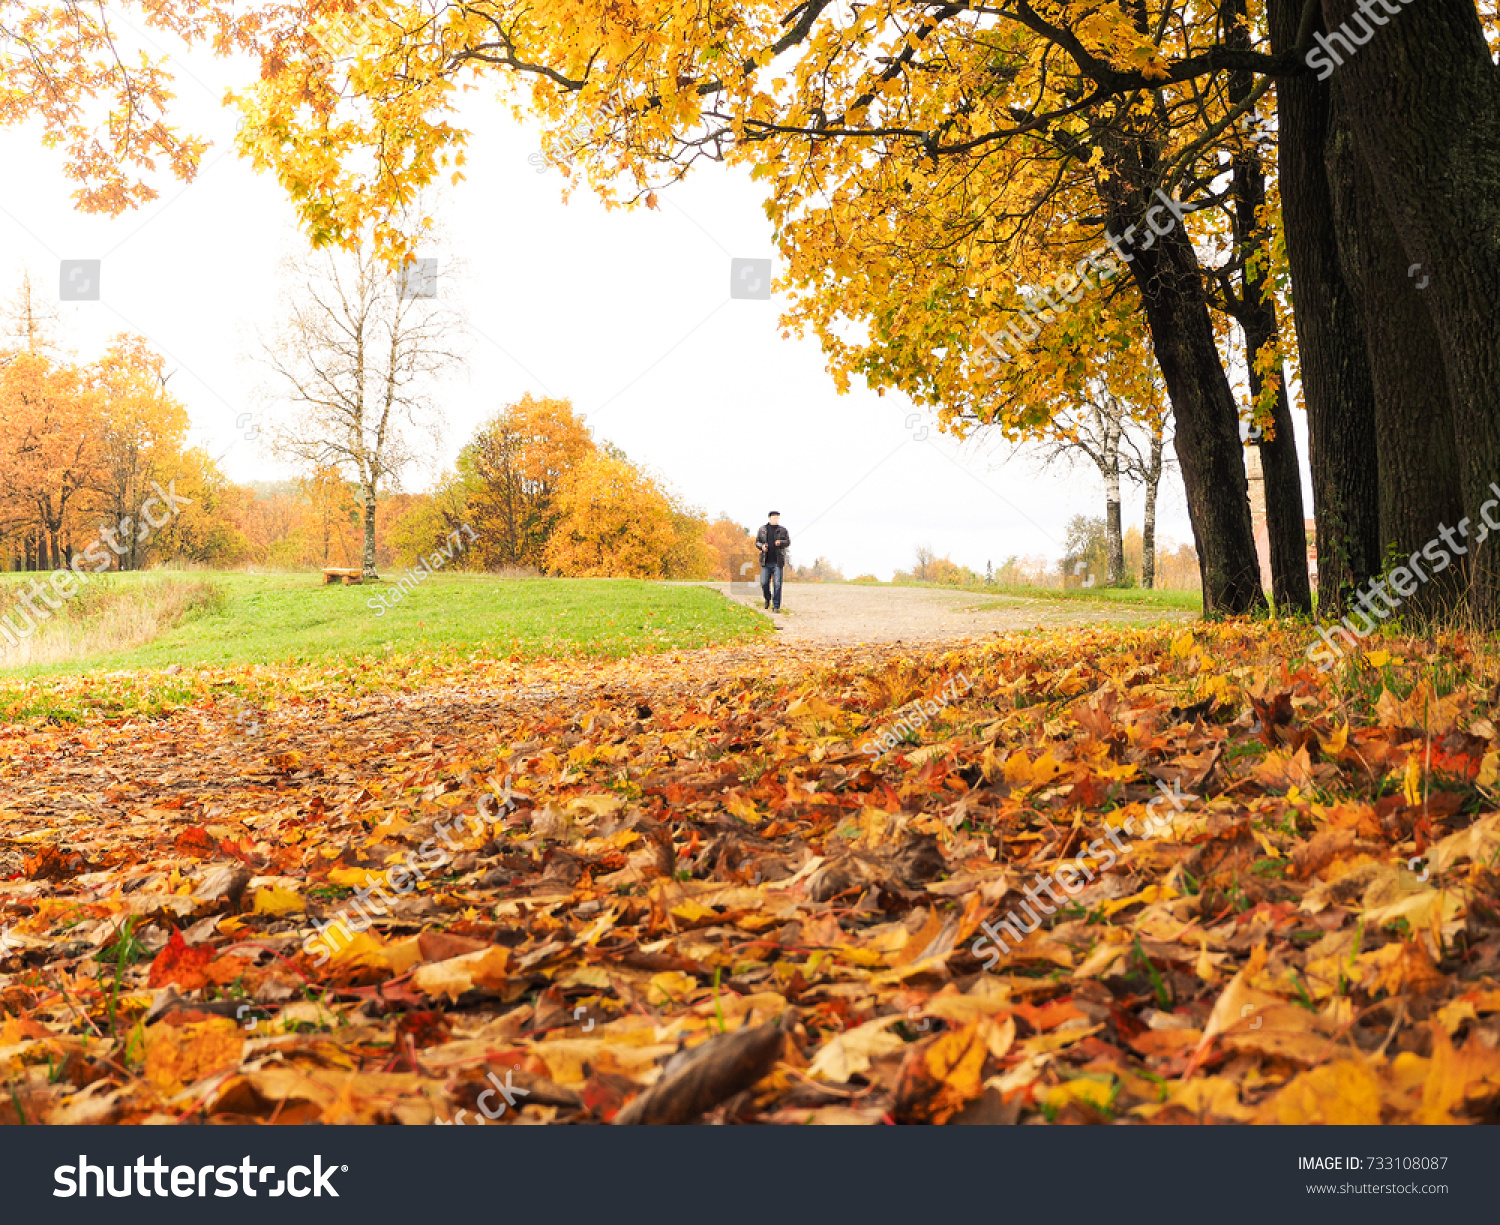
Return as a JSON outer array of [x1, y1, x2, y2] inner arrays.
[[706, 581, 1194, 644]]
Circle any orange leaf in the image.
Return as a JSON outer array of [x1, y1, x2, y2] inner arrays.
[[144, 1018, 244, 1095], [148, 930, 215, 991]]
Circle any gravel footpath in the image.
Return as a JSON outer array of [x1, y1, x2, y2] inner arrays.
[[703, 581, 1195, 645]]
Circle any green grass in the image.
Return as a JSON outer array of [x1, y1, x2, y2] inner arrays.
[[900, 580, 1202, 611], [0, 569, 766, 694]]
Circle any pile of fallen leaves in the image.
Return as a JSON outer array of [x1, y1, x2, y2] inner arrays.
[[3, 624, 1500, 1124]]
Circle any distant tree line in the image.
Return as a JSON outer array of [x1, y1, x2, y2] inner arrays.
[[893, 520, 1200, 591], [385, 394, 749, 581]]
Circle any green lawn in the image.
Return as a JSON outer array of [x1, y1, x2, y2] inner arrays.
[[879, 577, 1202, 611], [0, 571, 767, 719]]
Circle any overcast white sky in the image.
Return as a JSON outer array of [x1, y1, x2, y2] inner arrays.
[[0, 30, 1308, 582]]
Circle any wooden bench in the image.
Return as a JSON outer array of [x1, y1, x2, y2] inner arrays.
[[322, 567, 369, 585]]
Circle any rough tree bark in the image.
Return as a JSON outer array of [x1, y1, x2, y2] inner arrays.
[[1098, 133, 1265, 615], [1269, 0, 1381, 615], [1125, 235, 1263, 613], [1323, 0, 1500, 623], [1325, 110, 1464, 619]]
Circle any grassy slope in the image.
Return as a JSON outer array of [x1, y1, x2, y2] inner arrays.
[[0, 571, 767, 676], [872, 577, 1202, 611], [0, 571, 767, 719]]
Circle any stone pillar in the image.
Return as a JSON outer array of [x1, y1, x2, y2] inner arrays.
[[1245, 447, 1272, 594]]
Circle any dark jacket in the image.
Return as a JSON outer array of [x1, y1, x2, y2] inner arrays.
[[756, 523, 790, 567]]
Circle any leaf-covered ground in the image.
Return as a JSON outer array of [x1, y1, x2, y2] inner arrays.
[[3, 624, 1500, 1125]]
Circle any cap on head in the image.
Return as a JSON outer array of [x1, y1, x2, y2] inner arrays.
[[768, 511, 780, 518]]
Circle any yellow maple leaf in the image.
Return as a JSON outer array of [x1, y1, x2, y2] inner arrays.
[[807, 1016, 904, 1083], [1099, 883, 1179, 917], [1317, 722, 1349, 756], [412, 947, 511, 1002], [328, 866, 383, 889], [1003, 750, 1031, 785], [1038, 1075, 1113, 1112], [1417, 1025, 1500, 1122], [669, 898, 719, 924], [1265, 1060, 1383, 1123], [144, 1018, 244, 1095], [724, 792, 762, 824], [570, 793, 624, 817], [979, 743, 1005, 782], [922, 1022, 989, 1122], [324, 931, 388, 974], [647, 970, 700, 1006], [786, 694, 840, 721], [1135, 1076, 1253, 1122], [251, 885, 304, 916]]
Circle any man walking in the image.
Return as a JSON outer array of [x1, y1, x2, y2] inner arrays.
[[755, 511, 790, 612]]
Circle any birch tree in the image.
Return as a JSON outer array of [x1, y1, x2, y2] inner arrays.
[[1136, 414, 1170, 591], [259, 240, 463, 577], [1023, 391, 1175, 589]]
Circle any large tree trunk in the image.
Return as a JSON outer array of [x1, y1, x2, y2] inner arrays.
[[1269, 0, 1380, 616], [1323, 0, 1500, 623], [1097, 142, 1264, 615], [1132, 246, 1263, 614], [1226, 0, 1311, 615], [1325, 110, 1464, 620]]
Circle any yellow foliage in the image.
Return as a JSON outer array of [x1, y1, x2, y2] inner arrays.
[[544, 450, 682, 578]]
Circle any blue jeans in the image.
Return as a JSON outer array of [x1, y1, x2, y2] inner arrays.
[[760, 563, 783, 609]]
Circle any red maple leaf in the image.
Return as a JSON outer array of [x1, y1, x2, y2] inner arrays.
[[147, 929, 215, 991]]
